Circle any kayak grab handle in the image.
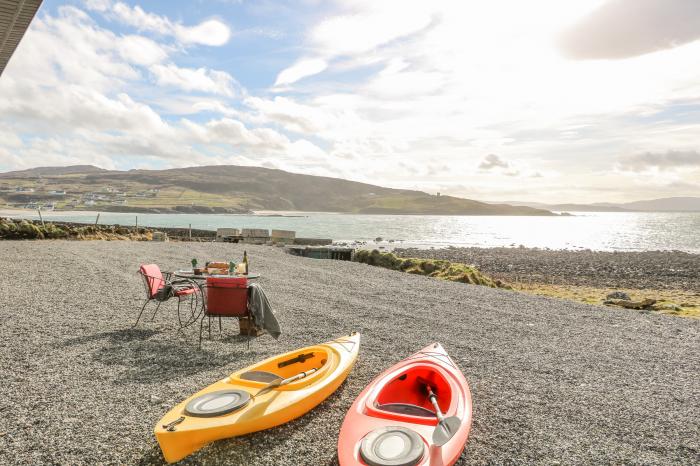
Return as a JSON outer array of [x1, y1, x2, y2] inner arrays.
[[278, 352, 314, 368]]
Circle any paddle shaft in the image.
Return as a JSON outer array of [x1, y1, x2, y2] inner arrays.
[[254, 367, 319, 397], [426, 386, 447, 422], [279, 367, 318, 386]]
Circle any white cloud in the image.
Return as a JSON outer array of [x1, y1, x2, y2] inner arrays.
[[0, 3, 327, 176], [261, 0, 700, 201], [310, 1, 433, 57], [150, 64, 237, 96], [174, 19, 231, 47], [3, 0, 700, 204], [274, 2, 431, 86], [82, 0, 111, 12], [88, 1, 231, 46], [560, 0, 700, 59], [117, 35, 168, 66], [479, 154, 509, 170], [244, 96, 328, 133], [618, 150, 700, 172], [274, 58, 328, 86]]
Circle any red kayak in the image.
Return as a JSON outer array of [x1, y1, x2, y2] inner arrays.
[[338, 343, 472, 466]]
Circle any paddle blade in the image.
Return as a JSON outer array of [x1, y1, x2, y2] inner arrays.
[[432, 416, 461, 446]]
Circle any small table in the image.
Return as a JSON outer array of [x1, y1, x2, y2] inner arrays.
[[173, 271, 260, 280]]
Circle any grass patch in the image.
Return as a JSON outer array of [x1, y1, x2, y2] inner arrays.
[[354, 250, 699, 319], [353, 249, 509, 288], [514, 283, 700, 319]]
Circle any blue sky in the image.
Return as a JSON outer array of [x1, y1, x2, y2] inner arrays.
[[0, 0, 699, 203]]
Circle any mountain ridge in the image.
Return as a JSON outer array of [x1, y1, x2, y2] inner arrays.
[[0, 164, 554, 216]]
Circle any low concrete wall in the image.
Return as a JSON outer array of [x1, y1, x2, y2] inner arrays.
[[152, 231, 168, 242], [271, 229, 296, 244], [216, 228, 241, 241]]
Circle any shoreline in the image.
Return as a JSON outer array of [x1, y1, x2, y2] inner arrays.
[[2, 209, 699, 254], [394, 246, 700, 318], [2, 215, 698, 317]]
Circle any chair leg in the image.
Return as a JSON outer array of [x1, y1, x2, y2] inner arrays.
[[150, 301, 162, 321], [176, 299, 183, 328], [199, 313, 205, 348], [133, 299, 150, 328], [208, 316, 212, 339], [219, 316, 222, 335]]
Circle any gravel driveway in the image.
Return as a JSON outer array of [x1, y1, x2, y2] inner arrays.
[[0, 241, 697, 465]]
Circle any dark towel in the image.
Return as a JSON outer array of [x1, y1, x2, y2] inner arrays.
[[247, 283, 281, 339]]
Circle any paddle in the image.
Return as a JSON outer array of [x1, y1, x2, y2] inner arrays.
[[253, 367, 319, 398], [426, 385, 462, 446]]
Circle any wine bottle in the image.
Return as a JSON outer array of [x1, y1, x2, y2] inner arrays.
[[242, 250, 249, 275]]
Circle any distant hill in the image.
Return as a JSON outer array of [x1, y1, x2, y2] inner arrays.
[[0, 165, 107, 178], [495, 197, 700, 212], [620, 197, 700, 212], [0, 165, 553, 216]]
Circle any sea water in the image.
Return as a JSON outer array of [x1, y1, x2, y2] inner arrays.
[[3, 210, 699, 253]]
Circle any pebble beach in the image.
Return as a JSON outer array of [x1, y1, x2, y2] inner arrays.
[[0, 241, 698, 465]]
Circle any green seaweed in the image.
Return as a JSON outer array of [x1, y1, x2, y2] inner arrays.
[[353, 249, 509, 289]]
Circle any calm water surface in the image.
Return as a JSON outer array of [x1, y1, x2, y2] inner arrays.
[[4, 210, 699, 253]]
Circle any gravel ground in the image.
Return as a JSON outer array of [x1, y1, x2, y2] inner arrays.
[[0, 241, 698, 465], [395, 247, 700, 291]]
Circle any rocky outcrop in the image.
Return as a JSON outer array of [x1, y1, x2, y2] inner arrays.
[[603, 298, 657, 310]]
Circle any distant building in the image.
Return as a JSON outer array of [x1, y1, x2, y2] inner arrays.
[[49, 190, 66, 195], [16, 187, 35, 192]]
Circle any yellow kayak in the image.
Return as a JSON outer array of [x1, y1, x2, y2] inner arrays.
[[155, 333, 361, 463]]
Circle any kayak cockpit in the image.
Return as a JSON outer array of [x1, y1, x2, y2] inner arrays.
[[229, 347, 331, 388], [370, 364, 452, 424]]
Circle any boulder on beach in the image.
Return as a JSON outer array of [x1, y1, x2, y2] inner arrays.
[[606, 291, 631, 300]]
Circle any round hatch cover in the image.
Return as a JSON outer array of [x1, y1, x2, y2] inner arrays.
[[360, 426, 425, 466], [184, 390, 251, 417]]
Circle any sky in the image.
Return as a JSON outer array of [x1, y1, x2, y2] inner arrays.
[[1, 0, 699, 204]]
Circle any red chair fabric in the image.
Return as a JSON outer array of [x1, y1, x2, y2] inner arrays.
[[206, 276, 249, 316], [140, 264, 165, 299]]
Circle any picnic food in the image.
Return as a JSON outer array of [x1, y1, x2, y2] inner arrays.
[[155, 333, 361, 463], [206, 261, 229, 274], [337, 342, 472, 466]]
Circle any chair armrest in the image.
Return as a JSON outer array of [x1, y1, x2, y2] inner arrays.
[[170, 277, 198, 289]]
